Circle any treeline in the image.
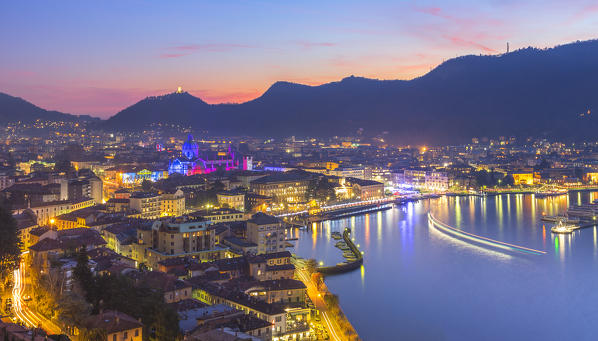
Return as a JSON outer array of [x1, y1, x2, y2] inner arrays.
[[73, 250, 180, 341]]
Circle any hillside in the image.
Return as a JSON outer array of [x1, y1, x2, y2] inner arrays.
[[0, 92, 92, 124], [6, 39, 598, 144]]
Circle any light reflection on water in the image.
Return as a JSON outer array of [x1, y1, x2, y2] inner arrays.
[[292, 192, 598, 341]]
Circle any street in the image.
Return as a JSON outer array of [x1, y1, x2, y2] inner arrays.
[[12, 255, 62, 335]]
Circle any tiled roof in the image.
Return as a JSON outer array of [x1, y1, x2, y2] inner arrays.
[[86, 310, 142, 334], [247, 212, 279, 225]]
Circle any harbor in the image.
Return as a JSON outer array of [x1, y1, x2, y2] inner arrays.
[[291, 192, 598, 340]]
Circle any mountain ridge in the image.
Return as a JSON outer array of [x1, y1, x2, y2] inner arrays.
[[3, 39, 598, 144], [0, 92, 96, 124]]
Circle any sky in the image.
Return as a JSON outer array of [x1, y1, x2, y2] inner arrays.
[[1, 0, 598, 118]]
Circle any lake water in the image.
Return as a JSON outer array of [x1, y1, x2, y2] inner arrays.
[[291, 192, 598, 341]]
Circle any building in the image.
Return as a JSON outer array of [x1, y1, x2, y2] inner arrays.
[[85, 310, 143, 341], [140, 216, 226, 268], [425, 171, 449, 191], [67, 176, 103, 204], [29, 228, 107, 270], [329, 166, 365, 180], [133, 271, 192, 303], [248, 251, 295, 281], [160, 189, 185, 217], [346, 177, 384, 200], [13, 198, 95, 226], [250, 170, 313, 204], [129, 192, 161, 219], [168, 134, 251, 176], [242, 279, 306, 305], [246, 213, 286, 254], [104, 166, 168, 188], [189, 208, 248, 223], [217, 190, 245, 212], [403, 169, 427, 188], [511, 172, 534, 185]]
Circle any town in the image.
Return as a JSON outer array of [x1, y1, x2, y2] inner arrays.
[[2, 118, 598, 340]]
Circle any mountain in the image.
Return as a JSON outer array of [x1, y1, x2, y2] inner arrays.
[[0, 92, 93, 124], [104, 39, 598, 144], [6, 39, 598, 144], [104, 91, 211, 128]]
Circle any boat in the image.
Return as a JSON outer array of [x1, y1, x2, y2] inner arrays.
[[567, 203, 598, 221], [535, 190, 567, 198], [550, 220, 580, 234], [331, 232, 343, 240]]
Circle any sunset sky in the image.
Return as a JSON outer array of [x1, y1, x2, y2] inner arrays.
[[1, 0, 598, 118]]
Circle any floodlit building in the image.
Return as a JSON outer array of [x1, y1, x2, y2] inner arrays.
[[511, 172, 534, 185], [249, 170, 313, 204], [168, 134, 251, 176], [160, 189, 185, 217], [425, 171, 449, 191], [217, 190, 245, 212], [346, 177, 384, 200]]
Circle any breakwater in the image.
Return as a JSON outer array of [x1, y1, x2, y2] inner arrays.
[[318, 228, 364, 275]]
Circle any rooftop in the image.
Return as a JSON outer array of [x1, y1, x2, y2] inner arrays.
[[247, 212, 279, 225]]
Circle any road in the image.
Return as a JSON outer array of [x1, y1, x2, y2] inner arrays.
[[12, 256, 62, 335], [296, 269, 344, 341]]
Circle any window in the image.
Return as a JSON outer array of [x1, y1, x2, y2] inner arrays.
[[124, 331, 128, 339], [135, 329, 139, 337]]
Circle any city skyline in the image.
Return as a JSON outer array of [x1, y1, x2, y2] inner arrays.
[[2, 0, 598, 118]]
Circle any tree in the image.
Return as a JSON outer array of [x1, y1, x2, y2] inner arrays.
[[141, 179, 153, 192], [210, 180, 225, 192], [73, 248, 94, 302], [304, 259, 318, 275], [151, 306, 180, 341], [308, 177, 336, 202], [80, 328, 107, 341], [502, 174, 515, 186], [0, 199, 21, 288]]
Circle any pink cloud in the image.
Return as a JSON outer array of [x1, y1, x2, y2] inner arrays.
[[567, 3, 598, 23], [191, 89, 263, 104], [294, 41, 336, 49], [170, 43, 256, 52], [160, 53, 189, 59], [443, 35, 497, 53]]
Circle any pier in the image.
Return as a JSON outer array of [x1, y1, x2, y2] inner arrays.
[[318, 228, 364, 275]]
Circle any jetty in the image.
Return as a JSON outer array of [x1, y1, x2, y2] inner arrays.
[[318, 228, 364, 275]]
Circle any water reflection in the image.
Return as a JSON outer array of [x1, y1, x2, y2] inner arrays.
[[294, 191, 598, 340]]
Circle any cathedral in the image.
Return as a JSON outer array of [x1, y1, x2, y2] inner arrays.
[[168, 134, 252, 175]]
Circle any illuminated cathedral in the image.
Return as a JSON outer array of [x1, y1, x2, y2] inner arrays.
[[168, 134, 252, 175]]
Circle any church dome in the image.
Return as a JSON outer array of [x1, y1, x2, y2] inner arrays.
[[182, 134, 199, 160]]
